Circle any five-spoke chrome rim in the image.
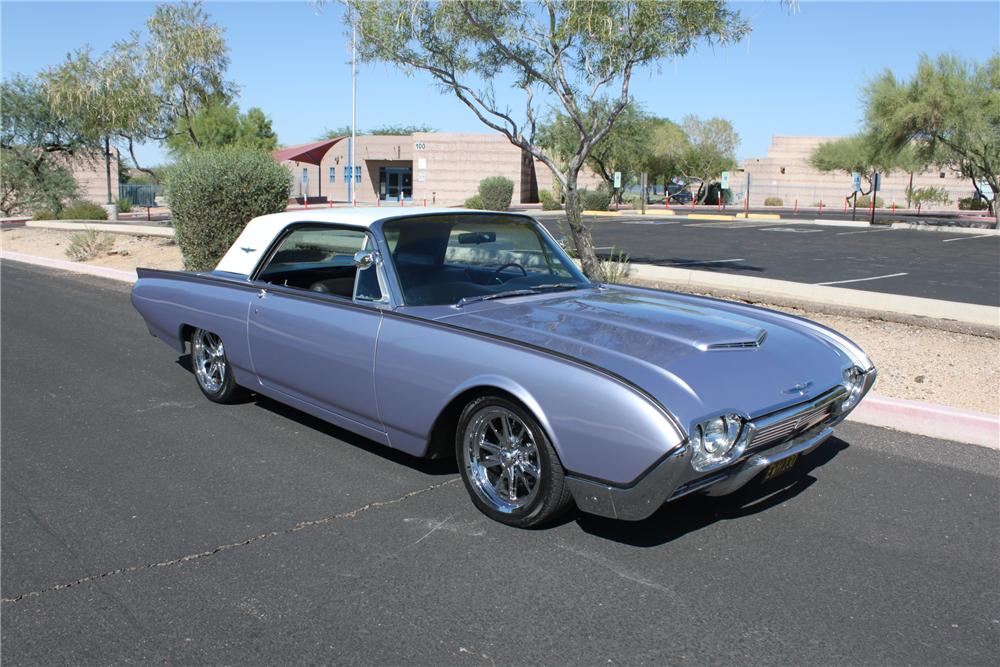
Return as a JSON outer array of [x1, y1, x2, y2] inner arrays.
[[463, 406, 541, 513], [192, 329, 226, 393]]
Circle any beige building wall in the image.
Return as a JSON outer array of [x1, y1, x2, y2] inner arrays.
[[279, 132, 602, 206], [58, 149, 119, 204], [740, 136, 974, 209]]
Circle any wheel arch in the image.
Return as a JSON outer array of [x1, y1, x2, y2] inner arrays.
[[424, 376, 558, 461]]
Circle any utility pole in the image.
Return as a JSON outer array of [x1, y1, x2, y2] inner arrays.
[[351, 22, 357, 206]]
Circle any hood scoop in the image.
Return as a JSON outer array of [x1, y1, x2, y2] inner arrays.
[[703, 330, 767, 351]]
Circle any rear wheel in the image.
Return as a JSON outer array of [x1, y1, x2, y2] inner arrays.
[[456, 396, 573, 528], [190, 328, 248, 404]]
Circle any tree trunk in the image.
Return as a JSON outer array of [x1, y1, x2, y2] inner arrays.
[[563, 172, 600, 280], [906, 172, 914, 208]]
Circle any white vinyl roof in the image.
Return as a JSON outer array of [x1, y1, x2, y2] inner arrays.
[[214, 206, 514, 276]]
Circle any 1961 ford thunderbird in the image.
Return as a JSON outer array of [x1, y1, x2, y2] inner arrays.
[[132, 208, 876, 527]]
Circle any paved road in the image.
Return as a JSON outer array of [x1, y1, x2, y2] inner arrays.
[[2, 262, 998, 665], [540, 216, 1000, 306]]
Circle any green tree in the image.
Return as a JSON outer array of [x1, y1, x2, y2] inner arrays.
[[166, 104, 278, 156], [42, 1, 235, 182], [809, 133, 919, 210], [643, 117, 687, 195], [864, 53, 999, 218], [341, 0, 748, 279], [675, 116, 739, 203], [317, 123, 435, 139], [0, 75, 89, 213], [0, 146, 80, 216], [538, 102, 655, 201]]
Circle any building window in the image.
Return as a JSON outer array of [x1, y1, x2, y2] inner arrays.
[[939, 172, 946, 179], [355, 166, 362, 183], [329, 166, 335, 183], [343, 166, 350, 181]]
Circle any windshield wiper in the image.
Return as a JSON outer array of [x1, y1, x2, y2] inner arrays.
[[530, 282, 589, 291], [457, 289, 539, 308]]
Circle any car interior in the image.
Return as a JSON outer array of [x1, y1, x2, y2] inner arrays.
[[257, 230, 381, 301]]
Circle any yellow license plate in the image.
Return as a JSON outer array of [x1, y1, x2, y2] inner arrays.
[[761, 454, 799, 482]]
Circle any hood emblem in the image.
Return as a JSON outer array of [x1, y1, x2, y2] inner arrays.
[[241, 247, 257, 253], [782, 380, 814, 395]]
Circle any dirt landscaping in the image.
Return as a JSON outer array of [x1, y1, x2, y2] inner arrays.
[[3, 225, 998, 415]]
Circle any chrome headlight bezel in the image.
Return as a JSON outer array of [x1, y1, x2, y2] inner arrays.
[[840, 366, 865, 412], [690, 413, 749, 472]]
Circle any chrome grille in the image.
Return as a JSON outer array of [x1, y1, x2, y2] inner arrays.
[[750, 400, 835, 451]]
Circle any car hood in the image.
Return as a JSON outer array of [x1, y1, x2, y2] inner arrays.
[[435, 286, 853, 430]]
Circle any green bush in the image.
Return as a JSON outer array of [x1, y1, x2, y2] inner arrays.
[[763, 197, 783, 207], [32, 208, 57, 220], [464, 194, 484, 209], [116, 197, 133, 213], [624, 193, 644, 209], [167, 147, 290, 271], [65, 228, 115, 261], [579, 188, 612, 211], [539, 189, 561, 211], [477, 176, 514, 211], [855, 195, 885, 209], [958, 197, 987, 211], [60, 200, 108, 220]]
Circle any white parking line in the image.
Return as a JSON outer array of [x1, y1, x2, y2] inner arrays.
[[941, 234, 996, 243], [836, 228, 893, 236], [815, 272, 908, 286], [661, 258, 745, 267]]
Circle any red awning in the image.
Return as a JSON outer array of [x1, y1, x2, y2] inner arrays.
[[272, 138, 344, 165]]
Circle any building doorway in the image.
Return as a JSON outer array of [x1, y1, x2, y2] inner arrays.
[[379, 166, 412, 201]]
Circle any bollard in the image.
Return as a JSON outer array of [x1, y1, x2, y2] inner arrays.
[[819, 200, 824, 216], [424, 198, 427, 207], [892, 201, 896, 214], [794, 198, 798, 213], [664, 195, 669, 209], [377, 198, 380, 207], [917, 202, 921, 216], [329, 199, 333, 208], [843, 199, 848, 214]]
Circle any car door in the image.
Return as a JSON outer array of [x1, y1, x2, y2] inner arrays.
[[247, 225, 388, 434]]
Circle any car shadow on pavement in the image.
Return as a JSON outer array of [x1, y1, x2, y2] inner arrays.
[[574, 437, 849, 547], [175, 354, 458, 477]]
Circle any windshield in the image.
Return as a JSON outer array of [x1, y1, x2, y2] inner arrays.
[[381, 214, 591, 306]]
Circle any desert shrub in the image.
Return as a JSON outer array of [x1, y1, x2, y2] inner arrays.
[[907, 186, 950, 207], [596, 248, 630, 284], [763, 197, 783, 207], [32, 208, 57, 220], [958, 197, 987, 211], [464, 194, 484, 209], [580, 188, 612, 211], [167, 147, 290, 271], [477, 176, 514, 211], [624, 193, 644, 209], [60, 200, 108, 220], [855, 195, 885, 209], [65, 228, 115, 261], [539, 189, 561, 211], [0, 147, 78, 216], [116, 197, 133, 213]]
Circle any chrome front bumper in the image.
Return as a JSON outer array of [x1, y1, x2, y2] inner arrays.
[[566, 369, 876, 521], [567, 425, 834, 521]]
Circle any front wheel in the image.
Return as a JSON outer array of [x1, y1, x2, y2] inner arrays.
[[190, 328, 248, 404], [456, 396, 573, 528]]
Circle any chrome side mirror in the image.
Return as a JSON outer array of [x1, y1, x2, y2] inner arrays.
[[354, 250, 378, 269]]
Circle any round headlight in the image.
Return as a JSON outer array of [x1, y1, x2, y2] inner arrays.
[[841, 366, 864, 411], [691, 414, 744, 471]]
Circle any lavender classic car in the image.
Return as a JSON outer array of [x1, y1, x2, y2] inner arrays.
[[131, 209, 875, 527]]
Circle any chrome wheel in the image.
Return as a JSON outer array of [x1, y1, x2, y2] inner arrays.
[[462, 406, 541, 513], [192, 329, 226, 394]]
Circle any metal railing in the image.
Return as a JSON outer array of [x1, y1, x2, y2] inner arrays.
[[118, 184, 163, 208]]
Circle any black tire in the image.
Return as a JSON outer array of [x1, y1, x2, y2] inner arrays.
[[189, 328, 249, 404], [456, 395, 573, 528]]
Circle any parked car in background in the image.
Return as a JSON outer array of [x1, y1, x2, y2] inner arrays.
[[131, 209, 876, 527]]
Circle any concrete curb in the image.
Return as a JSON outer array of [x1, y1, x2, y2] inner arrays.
[[890, 222, 999, 235], [628, 262, 1000, 332], [2, 249, 996, 450], [848, 394, 999, 450], [25, 220, 174, 238], [1, 251, 137, 283]]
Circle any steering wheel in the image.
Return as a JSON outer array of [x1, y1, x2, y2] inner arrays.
[[492, 262, 528, 281]]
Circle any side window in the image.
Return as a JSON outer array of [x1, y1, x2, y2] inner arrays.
[[258, 227, 382, 302]]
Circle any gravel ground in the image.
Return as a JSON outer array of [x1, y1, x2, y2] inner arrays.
[[3, 226, 997, 415]]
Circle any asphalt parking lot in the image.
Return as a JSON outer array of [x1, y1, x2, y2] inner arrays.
[[2, 261, 998, 665], [540, 216, 1000, 306]]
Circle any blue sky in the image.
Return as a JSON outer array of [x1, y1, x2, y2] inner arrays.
[[2, 1, 997, 167]]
